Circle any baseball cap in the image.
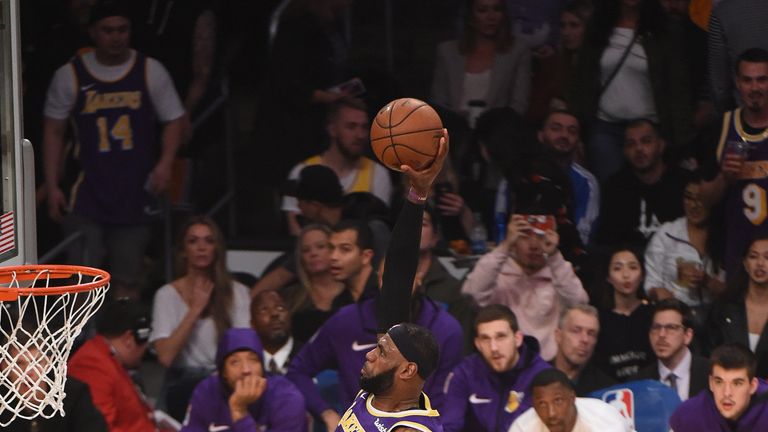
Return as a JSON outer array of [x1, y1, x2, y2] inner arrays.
[[284, 165, 344, 205]]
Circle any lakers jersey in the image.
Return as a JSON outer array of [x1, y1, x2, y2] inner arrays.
[[70, 52, 156, 224], [336, 391, 443, 432], [716, 108, 768, 274]]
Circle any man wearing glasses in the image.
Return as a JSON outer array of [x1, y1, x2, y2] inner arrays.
[[635, 299, 708, 401]]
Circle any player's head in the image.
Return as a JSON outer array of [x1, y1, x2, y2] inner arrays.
[[216, 328, 264, 390], [88, 0, 131, 60], [649, 298, 694, 365], [326, 97, 369, 160], [96, 299, 151, 369], [624, 118, 665, 173], [329, 220, 374, 282], [708, 343, 759, 421], [531, 368, 578, 432], [359, 323, 439, 395], [555, 304, 599, 370], [250, 289, 291, 349], [474, 304, 524, 373], [539, 110, 581, 157], [735, 48, 768, 113]]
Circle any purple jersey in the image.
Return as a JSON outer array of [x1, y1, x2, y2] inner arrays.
[[336, 391, 444, 432], [716, 108, 768, 274], [70, 52, 156, 224]]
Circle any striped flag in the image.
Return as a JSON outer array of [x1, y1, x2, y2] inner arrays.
[[0, 212, 16, 254]]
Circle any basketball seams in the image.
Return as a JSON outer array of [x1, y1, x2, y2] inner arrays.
[[388, 103, 428, 128], [369, 127, 444, 142], [370, 98, 442, 171], [387, 101, 402, 166]]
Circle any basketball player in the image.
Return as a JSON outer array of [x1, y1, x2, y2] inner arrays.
[[700, 48, 768, 276], [334, 130, 448, 432], [42, 0, 185, 299]]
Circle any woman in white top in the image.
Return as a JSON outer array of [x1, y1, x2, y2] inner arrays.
[[150, 215, 251, 416], [431, 0, 531, 123]]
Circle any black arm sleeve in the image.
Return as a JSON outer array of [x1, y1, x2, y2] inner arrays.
[[376, 200, 425, 333]]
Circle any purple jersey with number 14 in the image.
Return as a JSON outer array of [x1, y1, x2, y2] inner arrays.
[[716, 107, 768, 274], [70, 52, 156, 224]]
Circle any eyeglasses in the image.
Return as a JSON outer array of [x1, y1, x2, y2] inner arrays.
[[650, 323, 686, 333]]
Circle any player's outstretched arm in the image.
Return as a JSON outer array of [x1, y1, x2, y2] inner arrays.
[[376, 130, 449, 333]]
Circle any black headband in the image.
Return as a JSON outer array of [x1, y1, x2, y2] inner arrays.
[[387, 324, 434, 379]]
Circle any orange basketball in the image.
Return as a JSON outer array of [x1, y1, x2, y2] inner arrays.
[[370, 98, 443, 171]]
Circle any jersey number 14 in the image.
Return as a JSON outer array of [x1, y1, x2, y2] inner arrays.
[[96, 114, 133, 152]]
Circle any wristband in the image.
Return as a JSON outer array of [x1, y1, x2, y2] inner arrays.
[[407, 186, 428, 203]]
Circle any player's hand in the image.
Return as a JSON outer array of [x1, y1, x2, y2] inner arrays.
[[721, 153, 745, 182], [189, 277, 213, 315], [436, 192, 465, 216], [402, 128, 449, 198], [502, 214, 531, 250], [321, 409, 341, 432], [147, 161, 172, 195], [47, 186, 68, 222], [228, 375, 267, 421]]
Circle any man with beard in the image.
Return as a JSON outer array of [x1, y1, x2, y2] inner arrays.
[[539, 110, 599, 246], [181, 328, 306, 431], [281, 97, 393, 235], [251, 290, 302, 375], [700, 48, 768, 276], [595, 119, 687, 249]]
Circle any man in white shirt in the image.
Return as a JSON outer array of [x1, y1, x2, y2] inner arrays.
[[509, 368, 631, 432], [635, 298, 709, 401], [250, 289, 300, 375], [281, 97, 393, 235]]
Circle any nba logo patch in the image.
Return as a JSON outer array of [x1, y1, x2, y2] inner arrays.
[[602, 388, 635, 428]]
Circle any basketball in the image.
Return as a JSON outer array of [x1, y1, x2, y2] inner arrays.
[[370, 98, 443, 171]]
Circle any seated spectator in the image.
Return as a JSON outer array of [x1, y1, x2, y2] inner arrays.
[[669, 343, 768, 431], [509, 368, 632, 432], [462, 212, 588, 360], [644, 174, 725, 312], [68, 299, 155, 431], [150, 216, 252, 419], [431, 0, 531, 120], [181, 328, 306, 431], [636, 299, 709, 401], [281, 97, 393, 235], [250, 290, 302, 375], [595, 119, 688, 249], [706, 234, 768, 378], [280, 223, 344, 342], [441, 305, 551, 432], [552, 304, 616, 396], [593, 248, 655, 382]]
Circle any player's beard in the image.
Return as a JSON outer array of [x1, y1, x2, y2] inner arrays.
[[359, 366, 397, 395]]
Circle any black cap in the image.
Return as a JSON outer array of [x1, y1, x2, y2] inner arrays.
[[285, 165, 343, 206], [89, 0, 130, 25], [96, 299, 151, 343]]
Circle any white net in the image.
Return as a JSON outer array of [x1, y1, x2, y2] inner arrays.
[[0, 266, 109, 426]]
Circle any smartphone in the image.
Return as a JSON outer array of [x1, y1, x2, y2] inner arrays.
[[328, 77, 366, 96], [522, 214, 555, 235]]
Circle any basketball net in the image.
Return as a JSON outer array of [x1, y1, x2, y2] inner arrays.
[[0, 266, 109, 425]]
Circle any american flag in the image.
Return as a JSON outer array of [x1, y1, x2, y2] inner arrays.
[[0, 212, 16, 255]]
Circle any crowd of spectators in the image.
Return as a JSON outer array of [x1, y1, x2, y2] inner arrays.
[[14, 0, 768, 430]]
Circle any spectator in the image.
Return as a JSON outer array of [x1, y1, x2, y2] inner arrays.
[[644, 174, 725, 311], [250, 290, 302, 375], [280, 223, 344, 343], [595, 119, 688, 249], [68, 299, 155, 431], [462, 212, 588, 360], [593, 248, 655, 382], [568, 0, 691, 182], [431, 0, 531, 120], [669, 343, 768, 431], [441, 305, 551, 432], [700, 48, 768, 277], [42, 0, 185, 300], [552, 304, 616, 396], [509, 368, 632, 432], [281, 98, 393, 235], [180, 328, 306, 431], [539, 109, 600, 245], [506, 0, 566, 55], [708, 0, 768, 113], [706, 234, 768, 378], [635, 299, 709, 401], [150, 216, 252, 420]]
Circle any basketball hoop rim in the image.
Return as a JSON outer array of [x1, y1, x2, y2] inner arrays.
[[0, 265, 110, 297]]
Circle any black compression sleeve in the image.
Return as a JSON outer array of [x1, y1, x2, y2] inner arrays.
[[376, 200, 425, 333]]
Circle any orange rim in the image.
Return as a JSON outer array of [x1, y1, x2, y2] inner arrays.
[[0, 265, 110, 298]]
